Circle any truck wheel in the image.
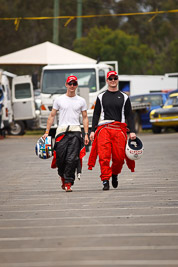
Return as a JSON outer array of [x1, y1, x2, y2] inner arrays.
[[10, 121, 25, 135], [152, 125, 162, 134], [134, 113, 142, 133]]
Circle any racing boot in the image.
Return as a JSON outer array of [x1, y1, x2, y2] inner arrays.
[[65, 183, 72, 192], [103, 180, 110, 190], [112, 174, 118, 188], [61, 177, 65, 190]]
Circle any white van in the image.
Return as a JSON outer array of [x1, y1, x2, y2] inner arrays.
[[0, 71, 13, 131], [0, 70, 39, 135], [10, 75, 37, 135]]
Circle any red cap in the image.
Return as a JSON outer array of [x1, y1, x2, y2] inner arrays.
[[107, 71, 118, 79], [66, 75, 78, 83]]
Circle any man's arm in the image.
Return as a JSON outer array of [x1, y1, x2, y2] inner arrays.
[[42, 108, 57, 139], [81, 110, 89, 145], [91, 97, 101, 132], [124, 98, 136, 140], [90, 97, 101, 142]]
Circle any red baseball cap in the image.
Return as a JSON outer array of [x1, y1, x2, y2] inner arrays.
[[66, 75, 78, 83], [107, 71, 118, 79]]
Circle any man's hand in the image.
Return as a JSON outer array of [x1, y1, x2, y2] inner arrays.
[[84, 134, 89, 146], [90, 131, 95, 142], [129, 132, 136, 140], [42, 133, 48, 140]]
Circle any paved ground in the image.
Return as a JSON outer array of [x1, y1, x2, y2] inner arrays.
[[0, 132, 178, 267]]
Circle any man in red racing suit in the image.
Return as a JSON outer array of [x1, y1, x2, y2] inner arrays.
[[89, 71, 136, 190]]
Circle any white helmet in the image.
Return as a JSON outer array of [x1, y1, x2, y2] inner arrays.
[[35, 136, 53, 159], [125, 137, 144, 160]]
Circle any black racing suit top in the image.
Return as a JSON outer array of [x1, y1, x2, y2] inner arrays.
[[91, 90, 135, 133]]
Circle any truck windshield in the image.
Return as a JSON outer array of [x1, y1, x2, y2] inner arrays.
[[42, 69, 96, 94], [130, 94, 164, 106], [164, 95, 178, 106]]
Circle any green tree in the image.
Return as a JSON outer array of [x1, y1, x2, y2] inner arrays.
[[0, 0, 118, 56], [0, 0, 53, 55], [161, 39, 178, 73], [74, 26, 156, 74], [115, 0, 178, 53], [0, 0, 177, 74]]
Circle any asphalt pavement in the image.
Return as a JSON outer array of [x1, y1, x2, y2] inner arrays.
[[0, 132, 178, 267]]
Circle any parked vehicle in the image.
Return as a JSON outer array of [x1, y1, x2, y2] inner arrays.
[[150, 91, 178, 133], [130, 93, 168, 130], [0, 81, 4, 137], [9, 75, 40, 135], [0, 70, 40, 135], [0, 70, 14, 133]]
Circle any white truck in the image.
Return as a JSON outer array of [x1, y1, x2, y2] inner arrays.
[[39, 62, 117, 134], [0, 69, 39, 135], [39, 62, 153, 134]]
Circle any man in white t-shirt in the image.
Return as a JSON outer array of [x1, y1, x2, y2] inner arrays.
[[42, 75, 89, 192]]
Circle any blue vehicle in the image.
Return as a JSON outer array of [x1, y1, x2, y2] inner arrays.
[[130, 93, 168, 130]]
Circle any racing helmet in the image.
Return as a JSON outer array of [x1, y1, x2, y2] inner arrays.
[[125, 137, 144, 160], [35, 136, 53, 159]]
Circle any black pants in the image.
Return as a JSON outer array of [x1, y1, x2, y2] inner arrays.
[[55, 132, 81, 184]]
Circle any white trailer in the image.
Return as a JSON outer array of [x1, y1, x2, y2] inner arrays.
[[119, 74, 178, 96]]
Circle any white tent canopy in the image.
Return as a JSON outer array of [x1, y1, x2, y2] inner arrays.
[[0, 41, 96, 65]]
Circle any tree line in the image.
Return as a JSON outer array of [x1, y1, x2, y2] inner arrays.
[[0, 0, 177, 75]]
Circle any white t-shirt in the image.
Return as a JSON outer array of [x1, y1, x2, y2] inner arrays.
[[53, 94, 87, 126]]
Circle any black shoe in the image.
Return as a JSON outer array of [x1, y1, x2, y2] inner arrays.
[[103, 180, 110, 190], [112, 174, 118, 188]]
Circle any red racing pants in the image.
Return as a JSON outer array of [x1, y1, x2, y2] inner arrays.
[[97, 125, 127, 181]]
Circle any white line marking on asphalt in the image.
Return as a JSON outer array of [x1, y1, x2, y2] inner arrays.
[[1, 186, 178, 193], [1, 199, 178, 206], [0, 222, 178, 229], [0, 246, 178, 253], [1, 260, 178, 266], [1, 193, 178, 200], [1, 206, 178, 213], [0, 213, 178, 221], [1, 233, 178, 241]]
